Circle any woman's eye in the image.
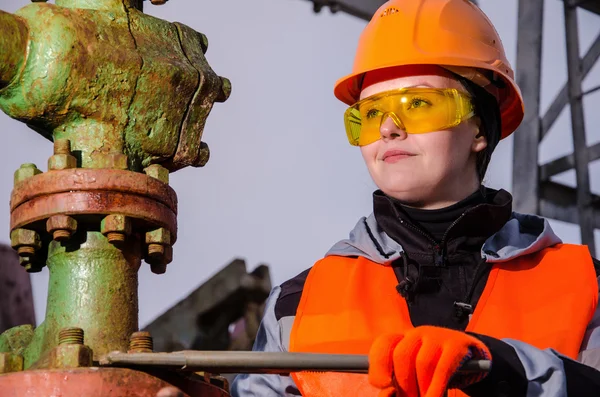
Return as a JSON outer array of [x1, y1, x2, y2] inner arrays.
[[409, 98, 431, 109], [366, 109, 381, 119]]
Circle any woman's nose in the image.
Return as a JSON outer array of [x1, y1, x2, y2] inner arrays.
[[379, 114, 407, 141]]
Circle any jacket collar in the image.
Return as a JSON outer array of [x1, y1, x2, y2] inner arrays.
[[325, 189, 561, 264], [372, 188, 512, 257]]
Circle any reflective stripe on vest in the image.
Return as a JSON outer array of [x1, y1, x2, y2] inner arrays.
[[289, 244, 598, 397]]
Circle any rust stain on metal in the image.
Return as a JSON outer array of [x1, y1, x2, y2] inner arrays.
[[10, 168, 177, 213], [0, 367, 229, 396], [11, 191, 177, 242]]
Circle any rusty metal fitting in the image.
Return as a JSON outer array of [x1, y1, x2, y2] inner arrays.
[[196, 142, 210, 167], [10, 228, 41, 259], [59, 327, 84, 346], [48, 154, 77, 170], [48, 138, 77, 170], [215, 77, 231, 103], [54, 138, 71, 155], [150, 0, 168, 4], [107, 232, 125, 244], [0, 353, 24, 374], [46, 215, 78, 242], [101, 215, 132, 246], [14, 163, 42, 186], [144, 164, 169, 184], [128, 331, 154, 353], [148, 243, 165, 257], [50, 343, 93, 369], [17, 246, 35, 257], [149, 245, 172, 275], [20, 257, 43, 273], [53, 328, 92, 368], [91, 152, 128, 170], [199, 33, 209, 54], [145, 228, 172, 273]]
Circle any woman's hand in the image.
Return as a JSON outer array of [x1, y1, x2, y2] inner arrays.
[[368, 326, 491, 397]]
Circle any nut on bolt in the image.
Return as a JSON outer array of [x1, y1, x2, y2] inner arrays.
[[48, 139, 77, 170], [47, 215, 77, 241], [149, 245, 172, 275], [198, 33, 209, 53], [144, 164, 169, 184], [50, 327, 92, 369], [14, 163, 41, 185], [0, 353, 24, 374], [10, 229, 41, 259], [19, 256, 44, 273], [195, 142, 210, 167], [101, 215, 132, 246], [146, 228, 172, 274], [215, 77, 231, 103]]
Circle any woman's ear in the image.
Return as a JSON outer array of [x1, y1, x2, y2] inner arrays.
[[472, 117, 488, 153]]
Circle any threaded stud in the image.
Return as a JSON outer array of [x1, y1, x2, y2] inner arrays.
[[148, 243, 165, 257], [129, 331, 153, 353], [53, 229, 71, 241], [59, 327, 84, 345], [17, 246, 35, 257], [107, 232, 126, 244], [54, 139, 71, 155]]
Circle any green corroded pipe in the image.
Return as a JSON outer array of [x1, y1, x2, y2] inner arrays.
[[0, 11, 28, 89], [25, 229, 142, 367]]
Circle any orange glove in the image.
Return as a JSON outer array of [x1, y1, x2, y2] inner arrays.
[[368, 326, 491, 397]]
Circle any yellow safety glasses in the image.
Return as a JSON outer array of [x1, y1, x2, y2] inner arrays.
[[343, 87, 475, 146]]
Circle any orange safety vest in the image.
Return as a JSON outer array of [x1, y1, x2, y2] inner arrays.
[[289, 244, 598, 397]]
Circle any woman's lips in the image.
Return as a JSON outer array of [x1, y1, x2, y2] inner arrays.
[[382, 149, 416, 163]]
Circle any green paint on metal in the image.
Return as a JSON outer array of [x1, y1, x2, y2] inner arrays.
[[0, 11, 28, 90], [55, 0, 141, 11], [0, 1, 227, 171], [23, 323, 44, 368], [0, 0, 229, 371], [0, 325, 34, 355], [25, 229, 141, 366]]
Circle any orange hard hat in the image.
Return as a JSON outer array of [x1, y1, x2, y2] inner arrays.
[[334, 0, 524, 139]]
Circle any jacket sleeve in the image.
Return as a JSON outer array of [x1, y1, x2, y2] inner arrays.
[[230, 286, 301, 397], [464, 276, 600, 397]]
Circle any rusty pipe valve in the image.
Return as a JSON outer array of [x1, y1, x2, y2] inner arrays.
[[0, 2, 229, 172]]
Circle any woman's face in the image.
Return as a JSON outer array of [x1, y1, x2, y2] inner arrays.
[[359, 67, 487, 209]]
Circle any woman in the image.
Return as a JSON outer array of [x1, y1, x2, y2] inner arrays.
[[232, 0, 600, 396]]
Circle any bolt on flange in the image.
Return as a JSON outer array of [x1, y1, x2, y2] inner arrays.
[[145, 227, 172, 274], [101, 214, 132, 247], [48, 139, 77, 170], [215, 77, 231, 103], [0, 353, 24, 374], [14, 163, 41, 185], [10, 228, 41, 259], [50, 327, 93, 369], [59, 327, 84, 345], [144, 164, 169, 184], [47, 215, 77, 242]]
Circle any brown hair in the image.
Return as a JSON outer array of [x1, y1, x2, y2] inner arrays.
[[457, 76, 502, 182]]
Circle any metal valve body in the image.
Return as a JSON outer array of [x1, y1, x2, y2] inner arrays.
[[0, 0, 231, 395]]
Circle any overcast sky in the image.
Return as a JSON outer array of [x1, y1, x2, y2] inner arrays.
[[1, 0, 600, 327]]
